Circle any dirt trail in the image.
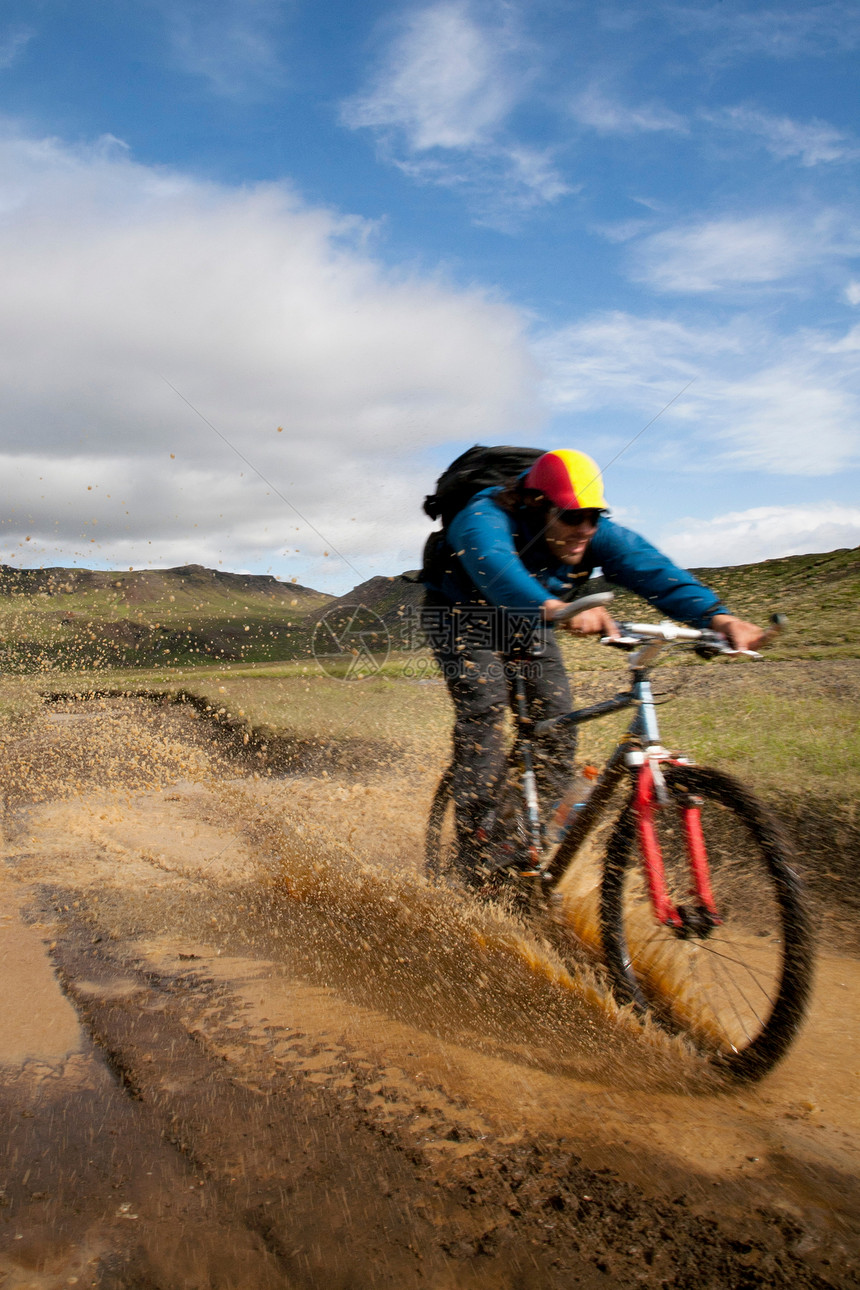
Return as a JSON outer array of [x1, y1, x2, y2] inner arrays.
[[0, 697, 856, 1288]]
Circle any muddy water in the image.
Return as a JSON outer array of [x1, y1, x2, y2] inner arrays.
[[0, 697, 857, 1287]]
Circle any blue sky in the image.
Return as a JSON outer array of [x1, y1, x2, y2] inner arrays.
[[1, 0, 858, 591]]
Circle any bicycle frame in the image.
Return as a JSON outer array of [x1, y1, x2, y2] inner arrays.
[[518, 658, 723, 936]]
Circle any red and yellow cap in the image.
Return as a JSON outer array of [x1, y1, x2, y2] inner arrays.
[[522, 449, 608, 511]]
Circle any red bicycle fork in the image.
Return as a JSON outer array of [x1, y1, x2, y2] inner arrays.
[[633, 761, 722, 933]]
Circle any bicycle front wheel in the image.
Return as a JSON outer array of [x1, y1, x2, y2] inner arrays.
[[600, 765, 813, 1081]]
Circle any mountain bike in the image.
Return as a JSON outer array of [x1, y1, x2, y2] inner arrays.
[[425, 594, 813, 1081]]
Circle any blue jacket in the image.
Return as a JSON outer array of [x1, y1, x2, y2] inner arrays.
[[428, 487, 728, 629]]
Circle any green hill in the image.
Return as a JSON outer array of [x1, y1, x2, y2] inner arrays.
[[0, 563, 331, 671], [301, 573, 426, 655], [0, 545, 856, 673]]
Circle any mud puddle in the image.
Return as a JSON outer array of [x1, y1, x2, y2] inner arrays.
[[0, 696, 857, 1287]]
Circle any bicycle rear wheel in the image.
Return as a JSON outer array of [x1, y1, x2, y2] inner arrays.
[[425, 763, 456, 882], [600, 765, 813, 1081], [425, 761, 539, 909]]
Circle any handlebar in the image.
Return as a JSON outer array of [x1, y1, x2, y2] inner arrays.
[[553, 591, 615, 623], [599, 612, 785, 663]]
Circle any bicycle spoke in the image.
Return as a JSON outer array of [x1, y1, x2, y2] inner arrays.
[[694, 938, 780, 992], [701, 954, 758, 1052]]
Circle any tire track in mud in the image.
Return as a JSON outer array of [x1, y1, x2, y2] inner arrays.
[[35, 917, 843, 1290], [0, 696, 857, 1287]]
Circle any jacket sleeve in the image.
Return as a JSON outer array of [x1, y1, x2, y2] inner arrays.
[[447, 494, 548, 610], [591, 519, 729, 628]]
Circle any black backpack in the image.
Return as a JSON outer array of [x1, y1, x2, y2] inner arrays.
[[423, 444, 545, 526], [420, 444, 545, 588]]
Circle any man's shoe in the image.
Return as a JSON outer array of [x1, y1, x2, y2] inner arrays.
[[475, 816, 542, 876]]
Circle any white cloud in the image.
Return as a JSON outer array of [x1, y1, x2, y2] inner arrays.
[[595, 218, 654, 244], [571, 87, 687, 136], [708, 106, 860, 166], [535, 310, 860, 476], [391, 140, 570, 225], [631, 213, 859, 293], [163, 0, 285, 96], [344, 1, 517, 150], [845, 281, 860, 305], [0, 126, 540, 590], [710, 364, 858, 474], [669, 2, 860, 63], [822, 323, 860, 351], [341, 1, 568, 222], [0, 24, 33, 70], [0, 450, 438, 587], [503, 145, 571, 205], [658, 503, 860, 568]]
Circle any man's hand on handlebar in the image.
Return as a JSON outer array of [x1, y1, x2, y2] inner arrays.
[[710, 614, 768, 652], [542, 598, 618, 637], [539, 596, 774, 652]]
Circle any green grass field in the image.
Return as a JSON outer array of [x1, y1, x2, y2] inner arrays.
[[1, 547, 857, 831], [9, 647, 856, 814], [3, 638, 858, 936]]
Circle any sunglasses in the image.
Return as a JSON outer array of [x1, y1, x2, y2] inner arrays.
[[554, 508, 602, 528]]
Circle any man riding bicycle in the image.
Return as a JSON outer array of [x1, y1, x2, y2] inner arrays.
[[421, 447, 765, 886]]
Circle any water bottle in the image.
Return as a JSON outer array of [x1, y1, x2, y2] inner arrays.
[[552, 765, 599, 841]]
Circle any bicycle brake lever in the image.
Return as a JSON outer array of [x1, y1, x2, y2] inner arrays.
[[695, 644, 762, 660], [718, 612, 783, 658], [701, 613, 784, 660]]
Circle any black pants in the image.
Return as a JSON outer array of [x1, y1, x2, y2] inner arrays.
[[427, 598, 577, 866]]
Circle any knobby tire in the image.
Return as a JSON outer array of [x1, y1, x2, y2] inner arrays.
[[425, 763, 455, 881]]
